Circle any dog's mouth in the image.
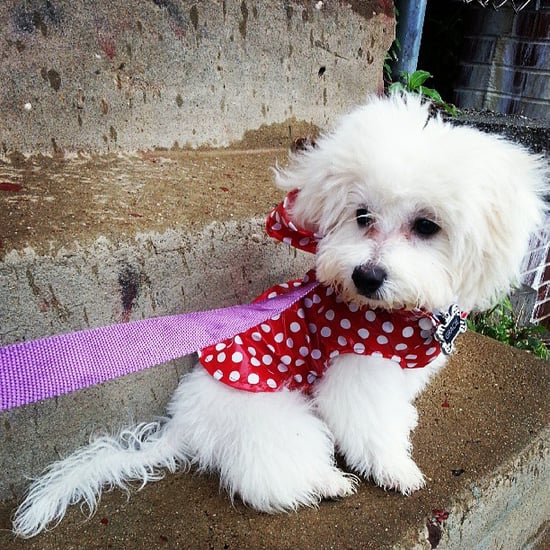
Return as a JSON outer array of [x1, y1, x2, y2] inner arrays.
[[319, 264, 422, 312], [330, 278, 419, 312]]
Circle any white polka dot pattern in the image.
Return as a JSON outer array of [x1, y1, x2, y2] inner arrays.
[[200, 270, 441, 394], [264, 189, 320, 254]]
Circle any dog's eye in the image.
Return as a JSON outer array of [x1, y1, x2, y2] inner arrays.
[[413, 218, 440, 237], [356, 208, 371, 227]]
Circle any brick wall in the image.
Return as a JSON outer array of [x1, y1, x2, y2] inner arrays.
[[521, 215, 550, 325], [454, 3, 550, 122]]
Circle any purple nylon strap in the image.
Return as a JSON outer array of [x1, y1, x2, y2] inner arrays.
[[0, 280, 318, 412]]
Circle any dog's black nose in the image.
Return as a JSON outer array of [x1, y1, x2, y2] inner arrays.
[[352, 265, 387, 297]]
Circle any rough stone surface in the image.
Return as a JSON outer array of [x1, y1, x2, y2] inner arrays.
[[0, 0, 394, 157], [418, 433, 548, 549], [0, 148, 303, 259]]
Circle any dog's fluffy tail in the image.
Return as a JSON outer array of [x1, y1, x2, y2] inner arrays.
[[12, 420, 189, 538]]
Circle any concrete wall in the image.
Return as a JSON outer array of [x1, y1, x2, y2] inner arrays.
[[1, 0, 394, 157]]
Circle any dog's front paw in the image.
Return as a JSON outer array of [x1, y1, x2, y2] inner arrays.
[[371, 455, 425, 495], [318, 470, 358, 501]]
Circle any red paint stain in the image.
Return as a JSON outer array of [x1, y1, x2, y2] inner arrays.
[[378, 0, 395, 18], [0, 182, 23, 192], [433, 509, 449, 523], [98, 35, 117, 59], [172, 24, 185, 40]]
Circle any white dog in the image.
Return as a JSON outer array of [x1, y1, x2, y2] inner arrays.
[[13, 94, 548, 537]]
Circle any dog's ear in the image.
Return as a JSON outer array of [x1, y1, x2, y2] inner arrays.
[[274, 135, 358, 237], [275, 150, 327, 235], [449, 131, 548, 312], [278, 136, 328, 234]]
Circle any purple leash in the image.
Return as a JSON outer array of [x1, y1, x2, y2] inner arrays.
[[0, 280, 318, 412]]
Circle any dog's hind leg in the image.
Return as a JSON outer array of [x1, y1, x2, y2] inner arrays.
[[169, 366, 357, 512], [13, 411, 191, 538]]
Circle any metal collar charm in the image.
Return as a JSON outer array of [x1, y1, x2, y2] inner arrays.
[[434, 305, 468, 355]]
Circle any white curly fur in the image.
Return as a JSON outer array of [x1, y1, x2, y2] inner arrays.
[[13, 93, 548, 538]]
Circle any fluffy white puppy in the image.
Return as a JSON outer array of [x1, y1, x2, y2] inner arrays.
[[13, 94, 548, 537]]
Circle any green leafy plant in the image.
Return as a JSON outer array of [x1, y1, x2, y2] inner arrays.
[[383, 37, 400, 87], [467, 297, 549, 360], [388, 70, 459, 116]]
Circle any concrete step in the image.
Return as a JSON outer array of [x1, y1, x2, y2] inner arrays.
[[0, 148, 548, 548], [0, 147, 313, 343]]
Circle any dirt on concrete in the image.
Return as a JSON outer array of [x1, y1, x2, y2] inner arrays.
[[0, 148, 289, 259], [0, 118, 322, 259], [0, 332, 547, 549]]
